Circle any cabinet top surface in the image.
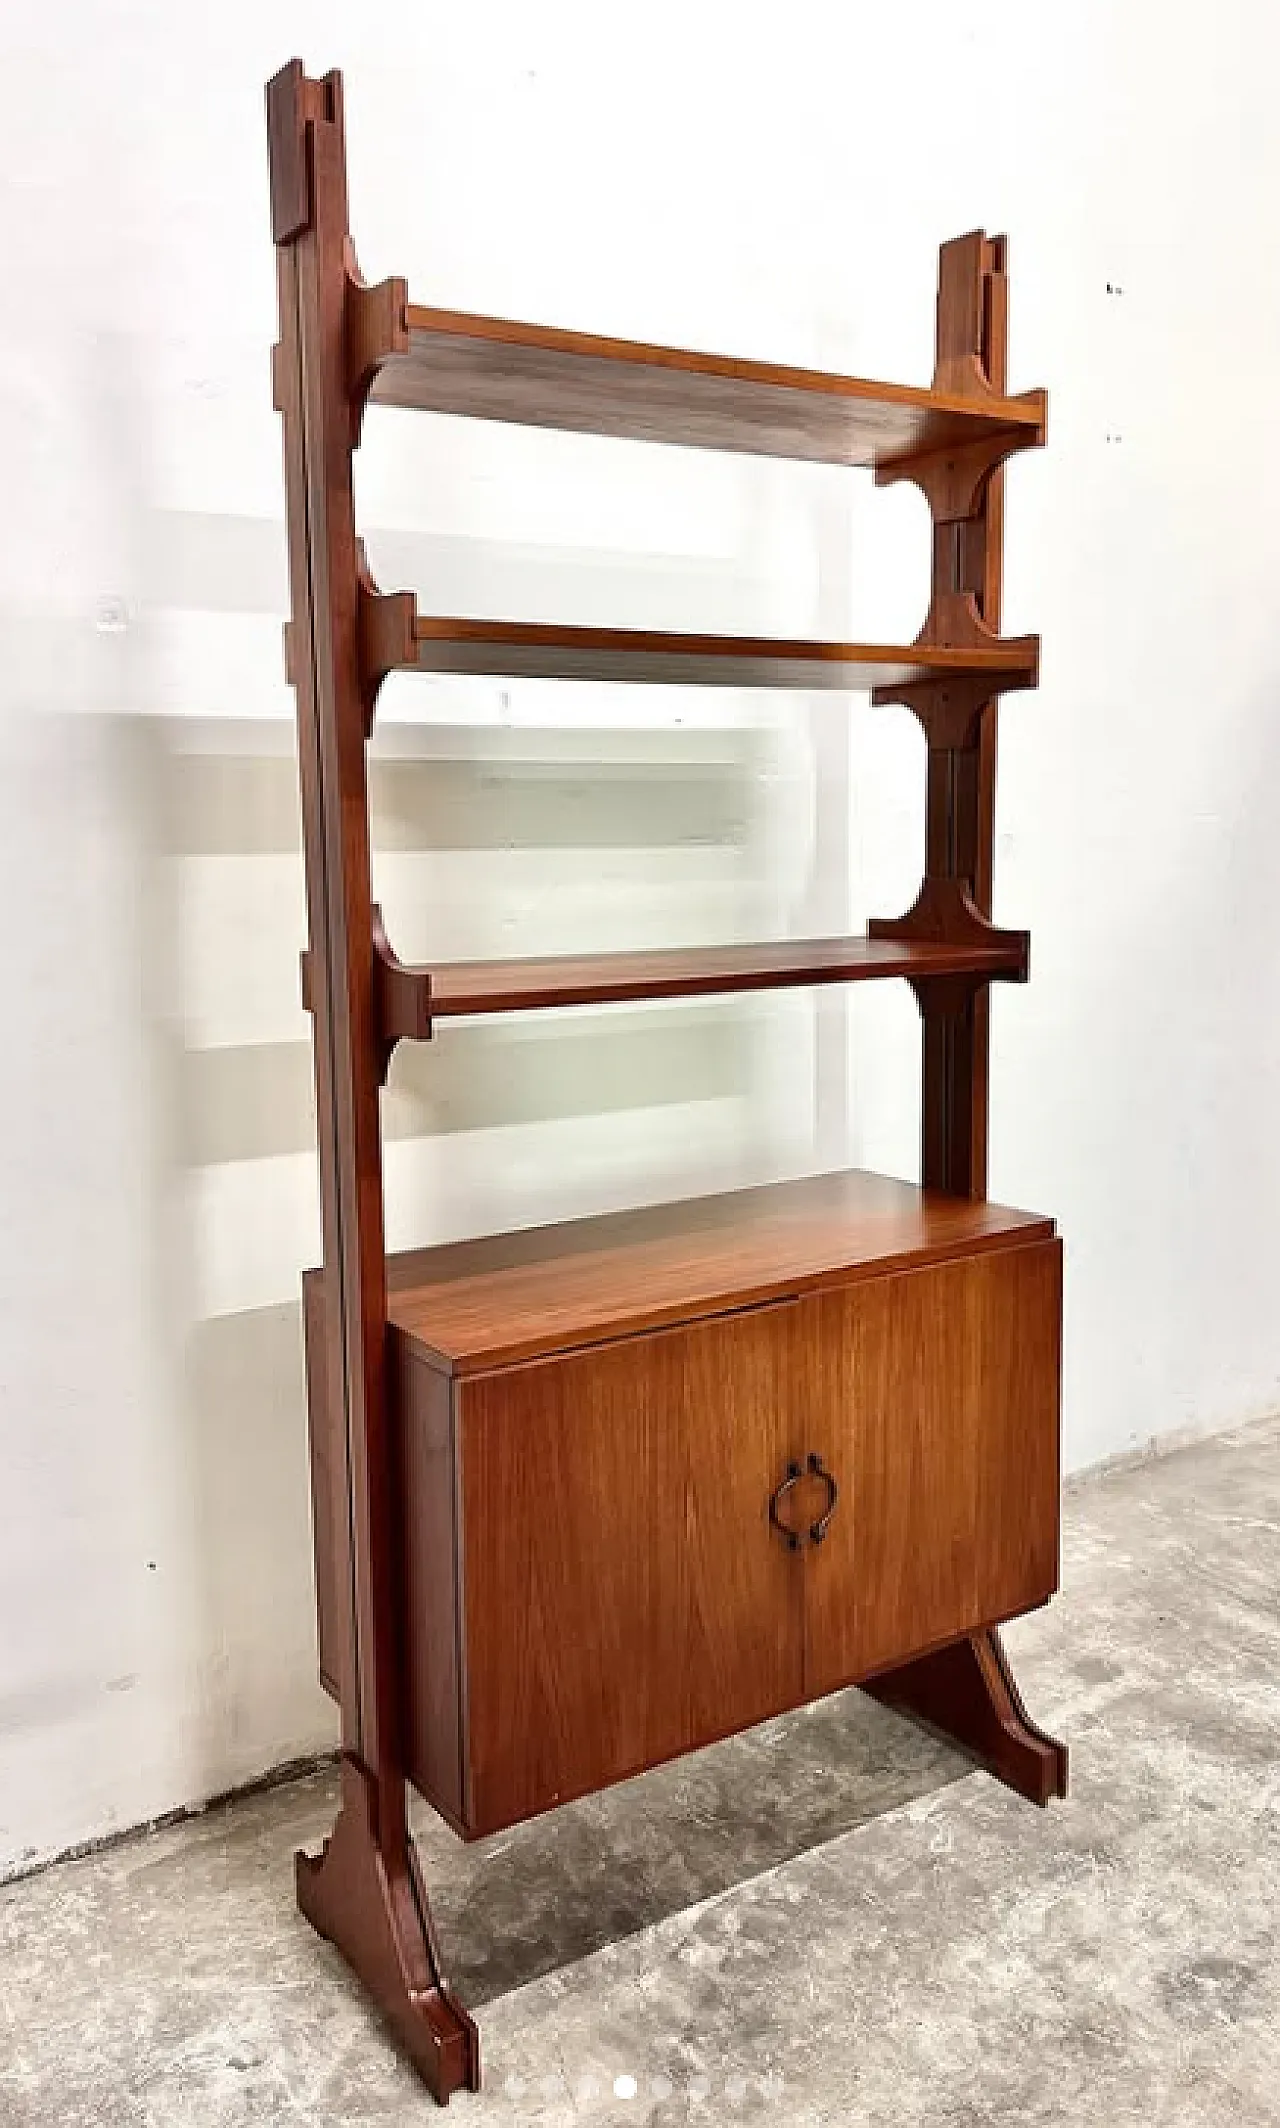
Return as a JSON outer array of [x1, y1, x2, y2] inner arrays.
[[387, 1167, 1055, 1376]]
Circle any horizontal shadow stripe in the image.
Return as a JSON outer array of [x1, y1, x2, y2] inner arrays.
[[167, 751, 756, 856], [178, 1009, 754, 1167]]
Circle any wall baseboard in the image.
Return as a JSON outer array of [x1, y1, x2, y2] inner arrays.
[[0, 1749, 338, 1892]]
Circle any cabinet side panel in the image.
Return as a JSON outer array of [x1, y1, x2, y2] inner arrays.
[[394, 1344, 465, 1828], [973, 1236, 1062, 1612], [301, 1267, 340, 1700]]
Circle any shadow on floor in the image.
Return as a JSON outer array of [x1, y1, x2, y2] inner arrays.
[[405, 1686, 967, 2003]]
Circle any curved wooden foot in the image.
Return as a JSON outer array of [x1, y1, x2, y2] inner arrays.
[[864, 1627, 1068, 1806], [296, 1756, 480, 2104]]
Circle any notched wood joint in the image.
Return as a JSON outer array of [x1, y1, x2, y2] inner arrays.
[[869, 875, 1029, 988], [373, 907, 432, 1079], [357, 545, 417, 736], [905, 588, 1039, 683], [270, 341, 290, 415], [870, 677, 994, 751], [876, 410, 1044, 523], [345, 255, 410, 444], [265, 60, 313, 245]]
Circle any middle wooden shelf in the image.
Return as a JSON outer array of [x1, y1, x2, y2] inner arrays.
[[366, 611, 1039, 694], [373, 927, 1028, 1037]]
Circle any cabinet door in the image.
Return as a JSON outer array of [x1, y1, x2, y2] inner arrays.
[[802, 1240, 1062, 1694], [457, 1301, 804, 1834]]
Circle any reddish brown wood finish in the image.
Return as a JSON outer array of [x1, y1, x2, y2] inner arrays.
[[865, 1629, 1069, 1805], [455, 1306, 804, 1832], [386, 1203, 1063, 1839], [385, 1167, 1054, 1375], [802, 1241, 1062, 1689], [300, 1268, 340, 1699], [373, 931, 1027, 1050], [271, 60, 1062, 2102], [268, 61, 476, 2102], [873, 232, 1014, 1201], [393, 1347, 465, 1829], [357, 294, 1045, 466], [391, 612, 1037, 694], [296, 1758, 478, 2091]]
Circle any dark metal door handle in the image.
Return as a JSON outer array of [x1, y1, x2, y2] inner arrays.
[[769, 1460, 804, 1550], [806, 1452, 838, 1544]]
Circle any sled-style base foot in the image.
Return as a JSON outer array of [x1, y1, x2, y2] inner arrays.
[[296, 1756, 480, 2104], [864, 1626, 1068, 1806]]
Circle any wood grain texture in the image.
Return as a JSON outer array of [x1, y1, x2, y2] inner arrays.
[[804, 1239, 1062, 1690], [270, 62, 477, 2101], [362, 302, 1045, 468], [391, 932, 1028, 1029], [401, 614, 1038, 693], [301, 1268, 341, 1701], [393, 1346, 464, 1830], [386, 1168, 1054, 1376], [454, 1305, 805, 1834], [918, 233, 1010, 1201]]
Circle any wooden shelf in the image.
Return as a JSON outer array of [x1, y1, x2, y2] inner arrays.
[[386, 1166, 1055, 1374], [411, 933, 1027, 1023], [399, 615, 1038, 692], [367, 303, 1046, 469]]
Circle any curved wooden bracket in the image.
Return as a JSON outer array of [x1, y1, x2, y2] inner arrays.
[[357, 547, 417, 735], [914, 586, 1039, 675], [869, 874, 1028, 984], [876, 409, 1045, 523], [871, 676, 994, 751], [373, 906, 432, 1080], [297, 1756, 480, 2102], [864, 1628, 1068, 1807], [345, 250, 410, 445]]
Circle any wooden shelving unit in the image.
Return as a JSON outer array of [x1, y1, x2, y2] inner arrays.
[[268, 60, 1066, 2105]]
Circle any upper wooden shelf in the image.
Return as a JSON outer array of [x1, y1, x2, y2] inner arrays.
[[364, 302, 1046, 468], [396, 615, 1038, 693], [418, 932, 1026, 1022], [386, 1166, 1055, 1374]]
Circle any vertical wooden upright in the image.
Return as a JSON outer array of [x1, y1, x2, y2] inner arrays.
[[871, 232, 1022, 1196], [266, 61, 479, 2104], [921, 233, 1008, 1198], [864, 234, 1066, 1764]]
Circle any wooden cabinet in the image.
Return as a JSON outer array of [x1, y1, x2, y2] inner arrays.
[[380, 1180, 1062, 1839]]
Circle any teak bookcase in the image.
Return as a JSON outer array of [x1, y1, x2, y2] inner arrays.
[[267, 60, 1068, 2104]]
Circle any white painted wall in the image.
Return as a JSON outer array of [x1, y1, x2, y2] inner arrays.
[[2, 0, 1278, 1875]]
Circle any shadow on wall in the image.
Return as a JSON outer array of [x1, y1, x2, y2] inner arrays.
[[149, 682, 811, 1808]]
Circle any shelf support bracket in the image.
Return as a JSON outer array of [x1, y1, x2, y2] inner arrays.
[[357, 552, 417, 736], [373, 907, 433, 1079], [346, 256, 410, 445]]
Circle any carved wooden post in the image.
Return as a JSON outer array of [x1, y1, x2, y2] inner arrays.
[[266, 61, 478, 2103], [872, 232, 1034, 1197]]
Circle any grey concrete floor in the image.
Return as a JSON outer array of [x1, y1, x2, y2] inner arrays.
[[2, 1415, 1279, 2126]]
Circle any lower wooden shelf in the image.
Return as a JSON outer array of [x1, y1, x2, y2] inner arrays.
[[306, 1170, 1062, 1839]]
